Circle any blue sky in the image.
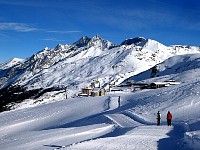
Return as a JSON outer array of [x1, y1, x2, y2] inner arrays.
[[0, 0, 200, 62]]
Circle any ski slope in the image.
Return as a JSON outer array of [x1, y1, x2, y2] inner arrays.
[[1, 54, 200, 150], [0, 82, 200, 149]]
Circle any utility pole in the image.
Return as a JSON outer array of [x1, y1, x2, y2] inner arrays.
[[109, 83, 111, 92], [65, 86, 68, 99], [118, 96, 121, 107]]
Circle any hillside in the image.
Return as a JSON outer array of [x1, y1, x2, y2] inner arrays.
[[0, 35, 199, 111], [0, 53, 200, 149], [124, 53, 200, 83]]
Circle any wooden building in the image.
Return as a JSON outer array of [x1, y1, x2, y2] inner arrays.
[[150, 81, 180, 89], [91, 88, 106, 97], [81, 88, 92, 95], [150, 82, 169, 89]]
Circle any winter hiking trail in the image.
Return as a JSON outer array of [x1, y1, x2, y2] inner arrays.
[[43, 122, 184, 150], [0, 95, 188, 150], [65, 122, 185, 150], [62, 97, 186, 150], [105, 111, 184, 149], [56, 109, 185, 150]]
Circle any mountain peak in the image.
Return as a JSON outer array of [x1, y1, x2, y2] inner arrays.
[[121, 37, 147, 46], [55, 44, 65, 50], [92, 34, 101, 40], [89, 34, 103, 42], [0, 57, 24, 69], [87, 35, 116, 49], [73, 36, 91, 48]]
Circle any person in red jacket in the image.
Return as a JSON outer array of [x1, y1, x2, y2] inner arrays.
[[167, 111, 172, 126]]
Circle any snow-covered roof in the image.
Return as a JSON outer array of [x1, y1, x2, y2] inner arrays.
[[151, 82, 168, 85], [92, 87, 101, 92]]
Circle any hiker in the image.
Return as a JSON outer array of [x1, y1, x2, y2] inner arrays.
[[157, 111, 161, 126], [167, 111, 172, 126]]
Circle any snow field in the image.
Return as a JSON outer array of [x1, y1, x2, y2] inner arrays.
[[1, 53, 200, 149], [1, 78, 200, 150]]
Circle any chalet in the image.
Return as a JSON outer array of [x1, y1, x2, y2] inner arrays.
[[91, 88, 106, 97], [78, 79, 106, 97], [164, 80, 181, 85], [150, 82, 168, 89], [149, 81, 180, 89], [79, 87, 92, 96]]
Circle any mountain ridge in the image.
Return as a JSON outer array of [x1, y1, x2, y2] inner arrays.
[[0, 35, 200, 111]]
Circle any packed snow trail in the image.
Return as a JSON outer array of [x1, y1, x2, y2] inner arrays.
[[105, 113, 142, 128], [66, 125, 183, 150]]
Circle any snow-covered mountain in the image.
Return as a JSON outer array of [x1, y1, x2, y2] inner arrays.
[[124, 53, 200, 83], [0, 35, 200, 111], [0, 58, 24, 70], [0, 53, 200, 149]]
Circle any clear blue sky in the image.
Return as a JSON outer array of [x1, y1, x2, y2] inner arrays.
[[0, 0, 200, 62]]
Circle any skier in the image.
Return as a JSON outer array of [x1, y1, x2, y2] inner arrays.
[[157, 111, 161, 126], [167, 111, 172, 126]]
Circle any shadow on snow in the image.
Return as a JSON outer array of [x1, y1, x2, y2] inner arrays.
[[157, 123, 186, 150]]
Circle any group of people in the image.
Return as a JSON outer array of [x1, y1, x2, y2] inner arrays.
[[157, 111, 172, 126]]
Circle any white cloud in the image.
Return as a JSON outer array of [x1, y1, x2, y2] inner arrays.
[[0, 23, 82, 33], [0, 23, 38, 32], [46, 30, 81, 34], [41, 38, 65, 42], [0, 0, 47, 7]]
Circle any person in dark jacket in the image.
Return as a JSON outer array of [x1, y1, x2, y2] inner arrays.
[[157, 111, 161, 126], [167, 111, 172, 126]]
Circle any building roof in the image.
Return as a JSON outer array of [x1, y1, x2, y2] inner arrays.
[[92, 87, 101, 92], [151, 82, 168, 85], [82, 87, 92, 90]]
